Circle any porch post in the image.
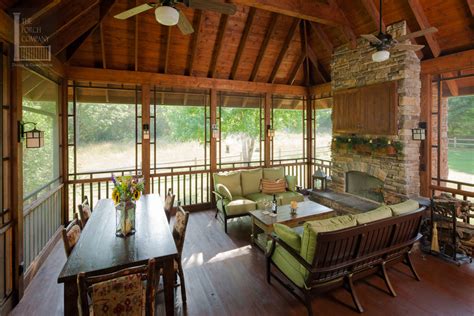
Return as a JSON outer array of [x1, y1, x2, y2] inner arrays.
[[306, 93, 313, 189], [141, 85, 151, 194], [419, 74, 432, 197], [264, 92, 271, 167], [60, 78, 68, 224], [210, 89, 217, 205]]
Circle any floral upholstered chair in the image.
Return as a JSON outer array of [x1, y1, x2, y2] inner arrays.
[[61, 214, 82, 257], [77, 259, 157, 316], [164, 189, 175, 223], [78, 196, 91, 228]]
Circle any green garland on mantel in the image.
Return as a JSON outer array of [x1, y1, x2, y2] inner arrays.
[[333, 136, 403, 154]]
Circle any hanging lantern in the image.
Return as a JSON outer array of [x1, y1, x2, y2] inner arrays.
[[312, 169, 327, 191], [19, 121, 44, 148]]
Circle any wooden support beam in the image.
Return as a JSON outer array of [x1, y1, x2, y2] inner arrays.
[[60, 78, 69, 225], [163, 26, 172, 74], [309, 22, 333, 53], [232, 0, 349, 26], [361, 0, 386, 32], [443, 73, 459, 96], [250, 13, 278, 82], [408, 0, 441, 57], [300, 20, 310, 86], [421, 49, 474, 74], [328, 0, 357, 49], [264, 93, 272, 166], [307, 45, 329, 83], [467, 0, 474, 16], [141, 85, 151, 193], [187, 10, 202, 76], [209, 14, 229, 78], [268, 18, 299, 83], [134, 6, 139, 71], [287, 53, 305, 85], [99, 22, 109, 102], [419, 73, 432, 196], [230, 7, 256, 80], [209, 89, 217, 204], [67, 66, 308, 95]]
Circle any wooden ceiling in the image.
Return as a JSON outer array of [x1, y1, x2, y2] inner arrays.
[[3, 0, 474, 87]]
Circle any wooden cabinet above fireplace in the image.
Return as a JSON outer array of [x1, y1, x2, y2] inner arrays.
[[333, 81, 398, 135]]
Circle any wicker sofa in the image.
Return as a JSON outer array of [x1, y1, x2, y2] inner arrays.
[[213, 167, 304, 233], [266, 199, 425, 315]]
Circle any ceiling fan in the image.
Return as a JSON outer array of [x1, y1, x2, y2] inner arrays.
[[114, 0, 237, 35], [361, 0, 438, 62]]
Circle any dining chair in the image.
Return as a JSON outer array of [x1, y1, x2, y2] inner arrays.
[[164, 189, 175, 223], [61, 214, 82, 257], [78, 196, 91, 228], [77, 259, 157, 316]]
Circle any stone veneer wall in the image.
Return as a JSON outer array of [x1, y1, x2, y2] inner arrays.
[[330, 21, 421, 201]]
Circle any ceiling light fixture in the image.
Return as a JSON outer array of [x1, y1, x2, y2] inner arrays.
[[155, 6, 179, 26], [372, 49, 390, 62]]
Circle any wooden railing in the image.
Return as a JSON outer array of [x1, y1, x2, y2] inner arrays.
[[23, 184, 63, 273], [431, 178, 474, 201]]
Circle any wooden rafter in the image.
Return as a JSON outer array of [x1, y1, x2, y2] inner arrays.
[[250, 13, 278, 82], [209, 14, 229, 78], [230, 7, 256, 80], [309, 22, 333, 53], [361, 0, 386, 32], [328, 0, 357, 49], [100, 23, 107, 69], [300, 20, 310, 86], [307, 46, 329, 83], [408, 0, 441, 57], [28, 0, 62, 24], [421, 49, 474, 74], [443, 73, 459, 96], [164, 27, 172, 74], [268, 18, 299, 83], [187, 10, 203, 76], [231, 0, 349, 26], [287, 52, 305, 85], [468, 0, 474, 16]]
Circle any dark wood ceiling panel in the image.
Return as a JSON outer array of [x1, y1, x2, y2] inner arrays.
[[135, 10, 163, 73], [191, 11, 220, 77], [167, 6, 194, 75]]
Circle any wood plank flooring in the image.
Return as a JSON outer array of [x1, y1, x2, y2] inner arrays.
[[10, 210, 474, 316]]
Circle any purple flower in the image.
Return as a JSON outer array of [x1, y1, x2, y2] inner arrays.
[[111, 174, 117, 185]]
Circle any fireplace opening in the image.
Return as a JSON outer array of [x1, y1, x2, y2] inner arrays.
[[346, 171, 384, 203]]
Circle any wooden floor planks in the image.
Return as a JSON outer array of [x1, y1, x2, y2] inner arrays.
[[10, 210, 474, 316]]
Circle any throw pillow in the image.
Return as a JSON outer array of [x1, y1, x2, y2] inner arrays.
[[285, 175, 298, 192], [273, 223, 301, 252], [390, 199, 420, 216], [263, 167, 285, 181], [261, 178, 286, 194], [355, 205, 392, 225], [216, 183, 233, 200]]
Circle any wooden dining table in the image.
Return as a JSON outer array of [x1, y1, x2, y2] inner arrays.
[[57, 194, 178, 316]]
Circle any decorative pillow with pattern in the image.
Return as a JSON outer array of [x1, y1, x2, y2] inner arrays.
[[66, 224, 81, 249], [82, 204, 92, 220], [261, 178, 286, 194]]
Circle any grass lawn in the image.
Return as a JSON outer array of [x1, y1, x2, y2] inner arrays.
[[448, 148, 474, 174]]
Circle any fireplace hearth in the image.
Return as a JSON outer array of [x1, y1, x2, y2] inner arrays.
[[346, 171, 384, 203]]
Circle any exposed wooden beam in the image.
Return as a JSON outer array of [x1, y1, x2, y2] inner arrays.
[[309, 22, 333, 53], [187, 10, 203, 76], [361, 0, 386, 33], [209, 14, 229, 78], [287, 52, 305, 85], [421, 49, 474, 74], [250, 13, 278, 82], [468, 0, 474, 16], [67, 66, 308, 95], [232, 0, 349, 26], [134, 5, 139, 71], [268, 18, 299, 84], [307, 45, 329, 83], [300, 20, 310, 86], [100, 23, 107, 69], [230, 7, 256, 80], [327, 0, 357, 49], [28, 0, 62, 24], [408, 0, 441, 57], [163, 26, 172, 74], [443, 73, 459, 96]]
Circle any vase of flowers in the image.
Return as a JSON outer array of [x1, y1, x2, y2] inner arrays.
[[112, 175, 144, 237]]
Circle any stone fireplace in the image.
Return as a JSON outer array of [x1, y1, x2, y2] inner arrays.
[[330, 21, 422, 203]]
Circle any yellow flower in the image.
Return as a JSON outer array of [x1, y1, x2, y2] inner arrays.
[[112, 189, 121, 205], [133, 190, 141, 201]]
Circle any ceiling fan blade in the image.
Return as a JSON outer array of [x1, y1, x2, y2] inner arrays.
[[183, 0, 236, 15], [395, 27, 438, 42], [393, 43, 425, 51], [361, 34, 382, 45], [114, 3, 155, 20], [177, 10, 194, 35]]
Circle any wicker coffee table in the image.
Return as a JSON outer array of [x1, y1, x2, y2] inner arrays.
[[249, 200, 335, 251]]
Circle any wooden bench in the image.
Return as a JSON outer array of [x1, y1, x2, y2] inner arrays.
[[266, 207, 425, 315]]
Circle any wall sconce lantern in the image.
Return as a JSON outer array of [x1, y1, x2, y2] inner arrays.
[[267, 125, 275, 139], [211, 124, 220, 140], [18, 121, 44, 148], [412, 122, 427, 141], [312, 169, 327, 191], [143, 124, 150, 140]]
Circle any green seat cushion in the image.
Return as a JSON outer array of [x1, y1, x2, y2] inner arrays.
[[275, 191, 305, 206], [216, 183, 232, 200], [300, 215, 356, 278], [214, 171, 242, 197], [390, 199, 419, 216], [355, 205, 392, 225], [274, 223, 301, 252], [222, 196, 256, 216], [244, 192, 273, 209], [241, 168, 263, 195], [268, 242, 305, 288], [286, 175, 298, 192], [263, 167, 285, 181]]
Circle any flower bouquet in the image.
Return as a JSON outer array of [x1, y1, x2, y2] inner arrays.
[[112, 175, 145, 237]]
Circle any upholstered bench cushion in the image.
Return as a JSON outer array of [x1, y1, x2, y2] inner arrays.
[[244, 192, 273, 209], [267, 241, 306, 288], [274, 223, 301, 251], [390, 199, 419, 216], [355, 205, 392, 225], [222, 197, 256, 216], [241, 168, 263, 195], [214, 172, 242, 197]]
